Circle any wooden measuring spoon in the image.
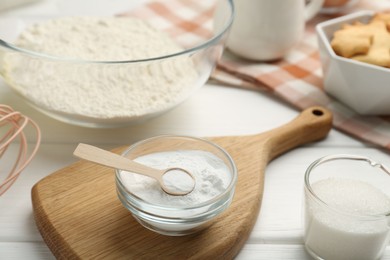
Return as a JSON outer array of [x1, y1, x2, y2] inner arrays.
[[73, 143, 195, 196], [31, 106, 333, 259]]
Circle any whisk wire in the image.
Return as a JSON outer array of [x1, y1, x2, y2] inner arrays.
[[0, 105, 41, 195]]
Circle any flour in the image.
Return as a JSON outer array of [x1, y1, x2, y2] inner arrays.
[[304, 178, 390, 260], [3, 16, 197, 120], [119, 150, 231, 207]]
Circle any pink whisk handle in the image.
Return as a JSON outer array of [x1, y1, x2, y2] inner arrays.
[[0, 105, 41, 195]]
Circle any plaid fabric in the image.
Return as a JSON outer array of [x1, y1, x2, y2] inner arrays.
[[124, 0, 214, 47], [128, 0, 390, 151]]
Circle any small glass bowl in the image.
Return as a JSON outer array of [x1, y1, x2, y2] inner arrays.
[[115, 135, 237, 236]]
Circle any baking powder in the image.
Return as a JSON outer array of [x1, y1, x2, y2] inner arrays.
[[162, 169, 195, 194], [3, 16, 197, 120], [119, 150, 231, 207]]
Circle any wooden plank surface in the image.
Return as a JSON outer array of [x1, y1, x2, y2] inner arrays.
[[2, 83, 390, 259]]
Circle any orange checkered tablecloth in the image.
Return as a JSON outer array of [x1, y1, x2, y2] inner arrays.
[[128, 0, 390, 151]]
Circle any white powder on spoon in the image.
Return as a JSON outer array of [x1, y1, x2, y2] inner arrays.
[[162, 169, 195, 195], [119, 150, 231, 207], [2, 16, 197, 120]]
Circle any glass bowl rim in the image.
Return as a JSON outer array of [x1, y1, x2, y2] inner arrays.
[[115, 134, 238, 211], [0, 0, 234, 64], [304, 153, 390, 219]]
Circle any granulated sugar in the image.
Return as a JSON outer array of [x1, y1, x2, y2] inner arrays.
[[312, 178, 390, 216], [3, 16, 197, 120], [305, 178, 390, 260]]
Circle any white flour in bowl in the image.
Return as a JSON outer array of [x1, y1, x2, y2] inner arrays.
[[2, 16, 197, 121]]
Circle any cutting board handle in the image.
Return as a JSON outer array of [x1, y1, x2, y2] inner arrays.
[[261, 106, 333, 160]]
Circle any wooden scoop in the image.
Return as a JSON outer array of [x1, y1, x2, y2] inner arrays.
[[31, 106, 332, 259], [73, 143, 195, 196]]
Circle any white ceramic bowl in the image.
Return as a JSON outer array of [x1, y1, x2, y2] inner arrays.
[[316, 11, 390, 115]]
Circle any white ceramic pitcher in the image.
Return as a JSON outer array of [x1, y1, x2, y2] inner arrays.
[[215, 0, 324, 61]]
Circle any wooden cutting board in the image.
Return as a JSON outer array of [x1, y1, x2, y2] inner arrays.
[[31, 106, 332, 259]]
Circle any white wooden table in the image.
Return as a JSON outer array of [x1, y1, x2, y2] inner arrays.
[[1, 0, 389, 259]]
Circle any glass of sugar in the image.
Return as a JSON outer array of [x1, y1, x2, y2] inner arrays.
[[303, 154, 390, 260]]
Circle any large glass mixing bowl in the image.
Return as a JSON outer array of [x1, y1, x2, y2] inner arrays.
[[0, 0, 234, 128]]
